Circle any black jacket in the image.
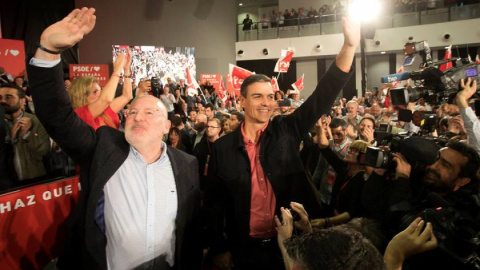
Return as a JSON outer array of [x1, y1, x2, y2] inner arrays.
[[28, 63, 202, 270], [205, 62, 353, 254]]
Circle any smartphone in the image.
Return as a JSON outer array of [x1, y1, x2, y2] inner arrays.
[[277, 99, 291, 107]]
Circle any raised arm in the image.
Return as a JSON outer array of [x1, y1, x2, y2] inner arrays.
[[110, 48, 133, 113], [457, 78, 480, 155], [29, 8, 97, 163]]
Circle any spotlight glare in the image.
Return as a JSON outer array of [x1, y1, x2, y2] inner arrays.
[[380, 51, 386, 54], [239, 3, 243, 6], [348, 0, 382, 22]]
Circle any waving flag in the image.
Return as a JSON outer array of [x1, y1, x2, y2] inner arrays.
[[476, 54, 480, 64], [271, 76, 280, 93], [218, 75, 228, 102], [274, 48, 295, 73], [185, 67, 199, 96], [229, 64, 254, 94], [291, 74, 304, 91], [391, 65, 405, 88], [439, 45, 452, 72]]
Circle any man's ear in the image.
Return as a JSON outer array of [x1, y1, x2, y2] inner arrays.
[[454, 177, 471, 191]]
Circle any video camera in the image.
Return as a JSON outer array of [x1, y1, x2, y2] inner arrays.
[[150, 76, 162, 97], [380, 40, 480, 106]]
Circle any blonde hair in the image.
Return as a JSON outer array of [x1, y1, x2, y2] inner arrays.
[[68, 76, 99, 109], [350, 140, 371, 154]]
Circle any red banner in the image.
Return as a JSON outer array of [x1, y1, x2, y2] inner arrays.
[[226, 73, 237, 96], [69, 64, 110, 87], [0, 177, 81, 270], [271, 76, 280, 93], [274, 48, 294, 73], [0, 39, 26, 78], [229, 64, 254, 95], [200, 73, 222, 92], [292, 74, 305, 91]]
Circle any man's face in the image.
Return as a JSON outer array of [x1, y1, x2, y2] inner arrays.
[[358, 119, 374, 134], [371, 105, 381, 117], [14, 77, 24, 87], [124, 96, 171, 149], [0, 87, 23, 114], [163, 86, 170, 94], [206, 120, 221, 138], [241, 82, 275, 125], [229, 115, 241, 130], [181, 102, 188, 111], [205, 107, 215, 119], [346, 103, 358, 116], [194, 114, 207, 131], [423, 147, 469, 193], [189, 111, 197, 121], [331, 126, 347, 145]]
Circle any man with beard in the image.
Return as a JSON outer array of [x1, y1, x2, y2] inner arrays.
[[192, 113, 208, 150], [0, 83, 50, 184], [385, 140, 480, 270]]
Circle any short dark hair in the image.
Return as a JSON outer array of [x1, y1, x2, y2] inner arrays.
[[360, 116, 375, 127], [329, 118, 348, 130], [284, 226, 386, 270], [0, 83, 25, 99], [171, 115, 183, 127], [240, 74, 271, 97], [205, 103, 215, 111], [231, 111, 245, 122], [446, 140, 480, 181]]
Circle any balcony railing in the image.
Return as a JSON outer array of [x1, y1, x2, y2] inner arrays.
[[237, 3, 480, 42]]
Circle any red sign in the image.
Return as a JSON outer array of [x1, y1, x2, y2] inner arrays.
[[292, 74, 305, 91], [69, 64, 110, 87], [226, 73, 237, 96], [0, 39, 26, 78], [274, 48, 294, 73], [229, 64, 254, 95], [200, 73, 222, 92], [0, 177, 81, 270], [271, 76, 280, 93]]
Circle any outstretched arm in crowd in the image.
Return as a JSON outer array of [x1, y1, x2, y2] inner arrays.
[[457, 78, 480, 155], [275, 207, 294, 270], [88, 52, 126, 118], [109, 48, 133, 113], [384, 217, 438, 270]]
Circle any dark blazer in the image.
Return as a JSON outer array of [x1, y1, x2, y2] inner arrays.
[[28, 63, 201, 270], [205, 63, 353, 254]]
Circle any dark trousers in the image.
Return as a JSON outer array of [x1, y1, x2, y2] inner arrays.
[[232, 237, 285, 270]]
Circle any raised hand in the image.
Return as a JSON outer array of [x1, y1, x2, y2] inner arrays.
[[290, 202, 313, 233], [457, 77, 477, 108], [39, 7, 96, 52]]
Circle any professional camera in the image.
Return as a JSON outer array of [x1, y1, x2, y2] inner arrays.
[[381, 40, 480, 106], [398, 198, 480, 269], [150, 76, 162, 97]]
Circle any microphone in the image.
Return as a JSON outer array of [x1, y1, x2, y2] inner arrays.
[[380, 72, 411, 84]]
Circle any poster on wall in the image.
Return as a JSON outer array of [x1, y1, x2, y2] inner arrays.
[[69, 64, 110, 87], [200, 73, 221, 92], [0, 39, 26, 79], [113, 45, 196, 85]]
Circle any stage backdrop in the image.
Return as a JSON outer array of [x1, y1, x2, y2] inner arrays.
[[0, 39, 26, 78], [0, 177, 80, 270], [113, 45, 196, 86]]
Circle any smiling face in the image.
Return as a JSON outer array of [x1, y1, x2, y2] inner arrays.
[[423, 147, 469, 193], [241, 81, 275, 125], [124, 96, 171, 150]]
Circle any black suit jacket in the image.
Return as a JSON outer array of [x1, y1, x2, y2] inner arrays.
[[28, 63, 201, 270], [205, 62, 353, 254]]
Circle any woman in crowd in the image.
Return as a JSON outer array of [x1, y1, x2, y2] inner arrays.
[[68, 50, 132, 130], [275, 90, 285, 100], [166, 127, 187, 152]]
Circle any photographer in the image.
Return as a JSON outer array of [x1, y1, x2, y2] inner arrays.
[[457, 77, 480, 155], [386, 140, 480, 269]]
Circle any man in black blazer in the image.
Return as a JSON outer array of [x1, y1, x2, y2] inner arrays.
[[205, 16, 360, 269], [27, 8, 201, 270]]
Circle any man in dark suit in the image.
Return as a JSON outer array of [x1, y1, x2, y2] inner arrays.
[[28, 8, 201, 270], [205, 16, 360, 269]]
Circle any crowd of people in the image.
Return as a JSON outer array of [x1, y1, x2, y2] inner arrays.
[[2, 6, 480, 270], [242, 0, 479, 31]]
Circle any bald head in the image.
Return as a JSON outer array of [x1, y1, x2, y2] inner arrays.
[[130, 95, 168, 119]]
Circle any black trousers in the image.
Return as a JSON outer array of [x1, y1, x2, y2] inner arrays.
[[232, 237, 285, 270]]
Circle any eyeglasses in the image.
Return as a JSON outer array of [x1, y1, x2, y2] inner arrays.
[[125, 108, 166, 119], [206, 126, 220, 129]]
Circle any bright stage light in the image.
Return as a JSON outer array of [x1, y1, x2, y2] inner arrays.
[[348, 0, 382, 22]]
